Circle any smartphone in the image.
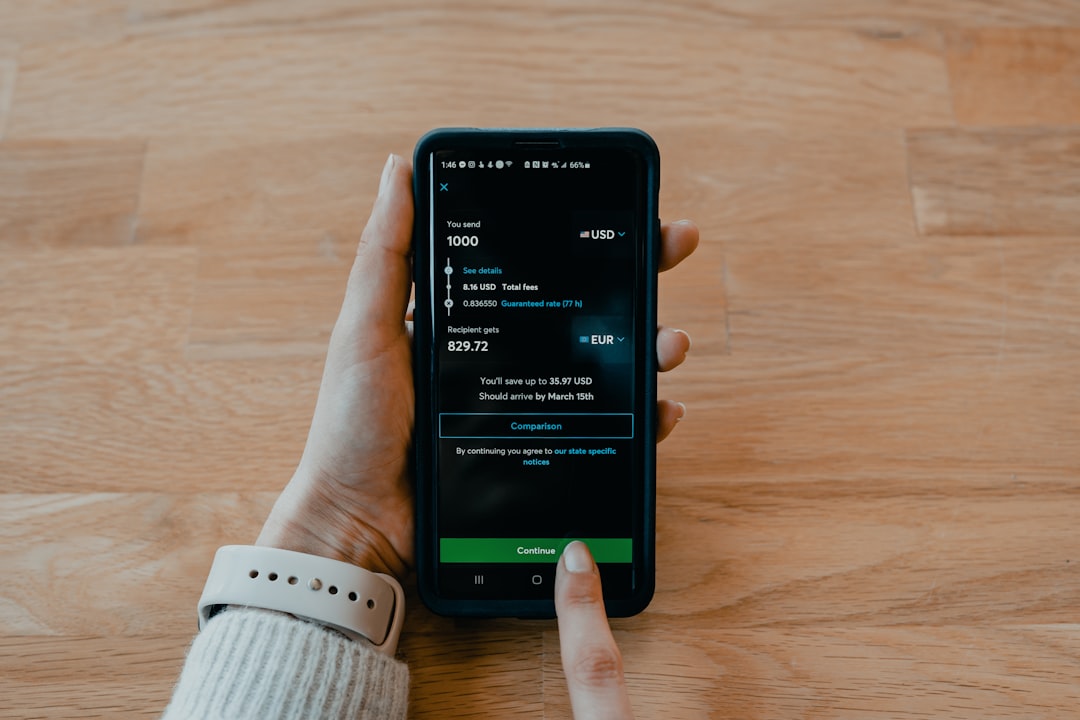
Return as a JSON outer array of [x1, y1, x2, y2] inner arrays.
[[412, 128, 659, 617]]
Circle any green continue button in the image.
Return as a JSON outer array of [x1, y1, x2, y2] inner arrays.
[[440, 537, 632, 564]]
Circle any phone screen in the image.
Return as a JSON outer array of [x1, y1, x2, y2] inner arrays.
[[414, 130, 657, 616]]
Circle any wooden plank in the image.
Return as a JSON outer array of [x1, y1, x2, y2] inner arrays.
[[135, 134, 401, 246], [661, 221, 1080, 481], [0, 634, 186, 719], [659, 351, 1080, 489], [718, 233, 1080, 355], [186, 242, 350, 361], [2, 483, 1075, 638], [542, 625, 1080, 719], [0, 247, 197, 363], [121, 0, 1080, 37], [405, 629, 545, 719], [136, 135, 403, 359], [0, 361, 318, 493], [657, 126, 917, 247], [652, 479, 1080, 626], [908, 128, 1080, 236], [0, 141, 146, 248], [948, 28, 1080, 126], [0, 494, 274, 635], [7, 29, 950, 140], [656, 126, 918, 358], [4, 624, 1078, 719]]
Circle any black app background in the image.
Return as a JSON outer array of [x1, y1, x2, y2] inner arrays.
[[427, 148, 647, 595]]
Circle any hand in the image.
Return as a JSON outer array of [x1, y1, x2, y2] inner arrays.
[[556, 541, 634, 719], [257, 154, 699, 579], [257, 154, 416, 577]]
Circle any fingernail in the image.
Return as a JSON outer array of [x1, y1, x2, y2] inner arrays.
[[563, 541, 594, 574], [676, 402, 687, 421], [671, 328, 692, 352], [378, 153, 395, 196]]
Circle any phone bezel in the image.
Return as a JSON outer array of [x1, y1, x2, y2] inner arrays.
[[412, 128, 660, 618]]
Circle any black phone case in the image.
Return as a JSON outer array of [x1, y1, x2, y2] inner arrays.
[[412, 128, 660, 618]]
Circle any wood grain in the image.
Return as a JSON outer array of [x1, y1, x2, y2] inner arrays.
[[6, 29, 950, 140], [0, 247, 197, 363], [660, 353, 1080, 489], [0, 361, 318, 493], [136, 135, 400, 246], [108, 0, 1080, 37], [0, 2, 125, 44], [650, 479, 1080, 625], [542, 626, 1080, 719], [948, 28, 1080, 126], [2, 2, 1080, 718], [0, 493, 273, 636], [0, 635, 186, 720], [720, 232, 1080, 356], [4, 481, 1075, 637], [0, 141, 146, 248], [908, 128, 1080, 236], [405, 629, 546, 719], [185, 243, 351, 361]]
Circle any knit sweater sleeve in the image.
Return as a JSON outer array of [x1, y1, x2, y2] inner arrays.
[[162, 607, 409, 720]]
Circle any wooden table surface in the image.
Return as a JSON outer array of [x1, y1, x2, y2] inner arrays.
[[2, 2, 1079, 718]]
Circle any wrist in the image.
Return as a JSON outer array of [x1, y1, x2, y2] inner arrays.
[[257, 475, 408, 582]]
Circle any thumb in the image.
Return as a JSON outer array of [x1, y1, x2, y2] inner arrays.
[[338, 154, 414, 341], [555, 541, 634, 720]]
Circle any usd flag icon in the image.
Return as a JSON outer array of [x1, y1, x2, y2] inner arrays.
[[579, 230, 590, 238]]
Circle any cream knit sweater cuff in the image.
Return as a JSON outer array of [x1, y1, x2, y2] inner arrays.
[[162, 607, 409, 720]]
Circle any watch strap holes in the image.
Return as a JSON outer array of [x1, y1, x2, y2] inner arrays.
[[249, 569, 258, 578]]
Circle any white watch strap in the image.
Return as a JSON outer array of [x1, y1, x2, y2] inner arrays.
[[198, 545, 405, 655]]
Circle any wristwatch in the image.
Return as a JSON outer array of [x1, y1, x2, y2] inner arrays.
[[198, 545, 405, 655]]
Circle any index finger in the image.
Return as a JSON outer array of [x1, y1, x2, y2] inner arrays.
[[555, 541, 635, 720]]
